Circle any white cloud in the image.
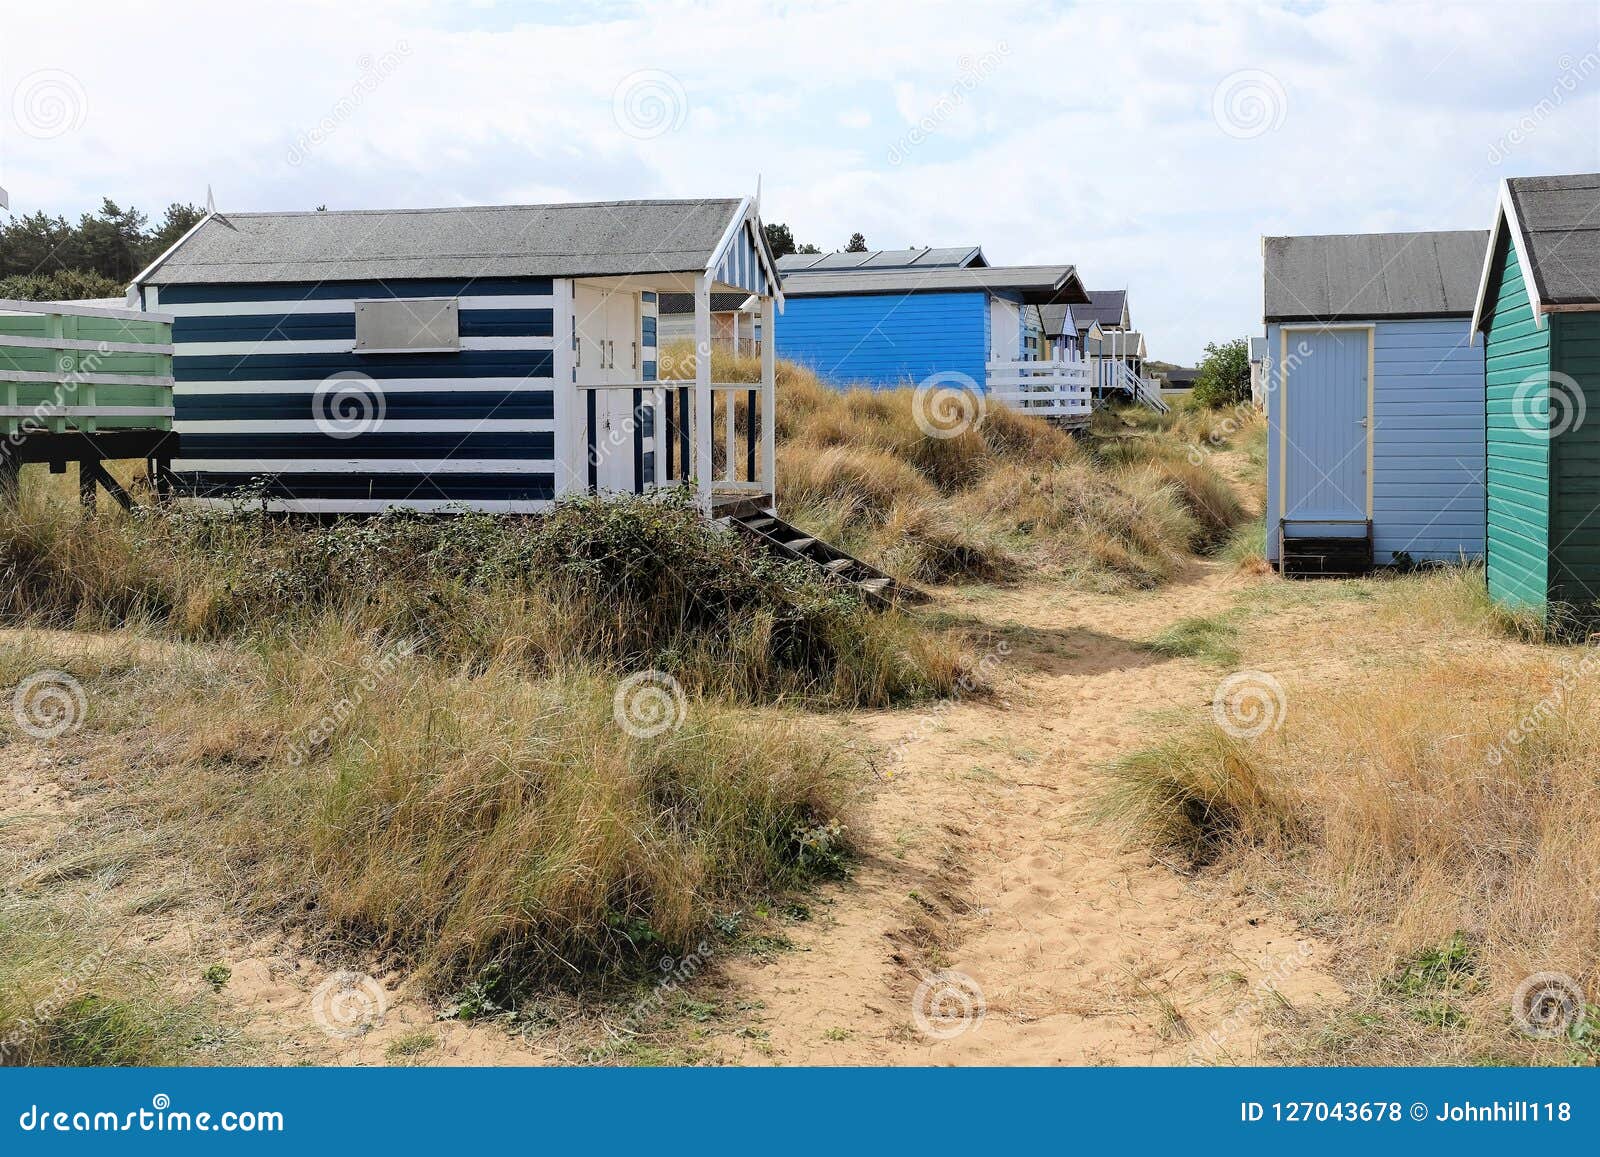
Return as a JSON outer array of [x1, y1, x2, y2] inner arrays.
[[1, 0, 1597, 361]]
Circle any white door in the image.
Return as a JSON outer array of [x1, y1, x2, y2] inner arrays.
[[573, 285, 640, 494], [989, 296, 1022, 361]]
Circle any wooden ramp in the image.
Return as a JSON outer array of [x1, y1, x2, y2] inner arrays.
[[723, 506, 929, 607]]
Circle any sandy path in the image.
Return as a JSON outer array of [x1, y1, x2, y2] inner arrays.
[[0, 507, 1365, 1067], [718, 562, 1347, 1065]]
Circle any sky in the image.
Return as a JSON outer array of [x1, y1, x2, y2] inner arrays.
[[2, 0, 1597, 364]]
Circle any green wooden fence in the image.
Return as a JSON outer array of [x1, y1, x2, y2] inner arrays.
[[0, 298, 173, 436]]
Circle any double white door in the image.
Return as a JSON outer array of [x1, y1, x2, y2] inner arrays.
[[573, 286, 641, 493]]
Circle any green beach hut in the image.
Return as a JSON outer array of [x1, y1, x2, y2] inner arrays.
[[1473, 173, 1600, 615]]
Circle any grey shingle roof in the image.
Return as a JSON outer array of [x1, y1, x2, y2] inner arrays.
[[1505, 173, 1600, 307], [778, 264, 1086, 305], [139, 199, 745, 285], [1263, 229, 1488, 322], [1038, 303, 1075, 337], [777, 246, 985, 272], [1073, 290, 1127, 330]]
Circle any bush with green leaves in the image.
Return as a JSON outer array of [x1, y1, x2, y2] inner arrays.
[[1190, 337, 1252, 408]]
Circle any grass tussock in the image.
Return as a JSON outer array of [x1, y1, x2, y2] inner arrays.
[[1099, 653, 1600, 1063], [1377, 561, 1549, 642], [0, 484, 963, 708], [128, 635, 861, 987], [1139, 614, 1241, 667], [0, 895, 230, 1065], [700, 344, 1259, 592], [1, 621, 865, 993]]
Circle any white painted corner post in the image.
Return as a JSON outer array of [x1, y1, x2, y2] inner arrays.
[[550, 278, 581, 498], [760, 294, 776, 508], [693, 273, 713, 513]]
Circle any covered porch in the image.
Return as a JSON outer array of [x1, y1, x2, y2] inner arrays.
[[563, 198, 781, 516]]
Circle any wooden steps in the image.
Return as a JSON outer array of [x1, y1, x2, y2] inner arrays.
[[723, 508, 929, 607], [1278, 534, 1373, 578]]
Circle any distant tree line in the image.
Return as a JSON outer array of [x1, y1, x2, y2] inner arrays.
[[0, 198, 206, 300], [765, 223, 876, 260]]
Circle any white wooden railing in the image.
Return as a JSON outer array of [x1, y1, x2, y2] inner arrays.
[[1091, 356, 1169, 414], [578, 378, 774, 502], [986, 357, 1092, 420], [1129, 367, 1170, 414]]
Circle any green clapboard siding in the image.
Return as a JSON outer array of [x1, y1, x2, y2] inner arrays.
[[1483, 233, 1551, 610], [1550, 311, 1600, 604], [0, 309, 172, 433]]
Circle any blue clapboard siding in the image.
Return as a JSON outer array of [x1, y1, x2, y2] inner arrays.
[[176, 390, 553, 421], [1265, 318, 1486, 564], [175, 350, 555, 381], [1370, 319, 1486, 562], [178, 432, 554, 458], [161, 276, 558, 512], [171, 309, 553, 342], [775, 291, 988, 390]]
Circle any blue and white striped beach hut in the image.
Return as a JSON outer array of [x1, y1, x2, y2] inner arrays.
[[132, 197, 782, 515]]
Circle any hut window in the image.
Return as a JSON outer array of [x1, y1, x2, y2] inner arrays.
[[354, 298, 460, 353]]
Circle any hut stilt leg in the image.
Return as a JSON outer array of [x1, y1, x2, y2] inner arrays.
[[0, 453, 19, 506]]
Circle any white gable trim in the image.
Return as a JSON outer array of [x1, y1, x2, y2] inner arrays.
[[704, 196, 783, 307], [130, 209, 217, 299], [1470, 180, 1543, 343]]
